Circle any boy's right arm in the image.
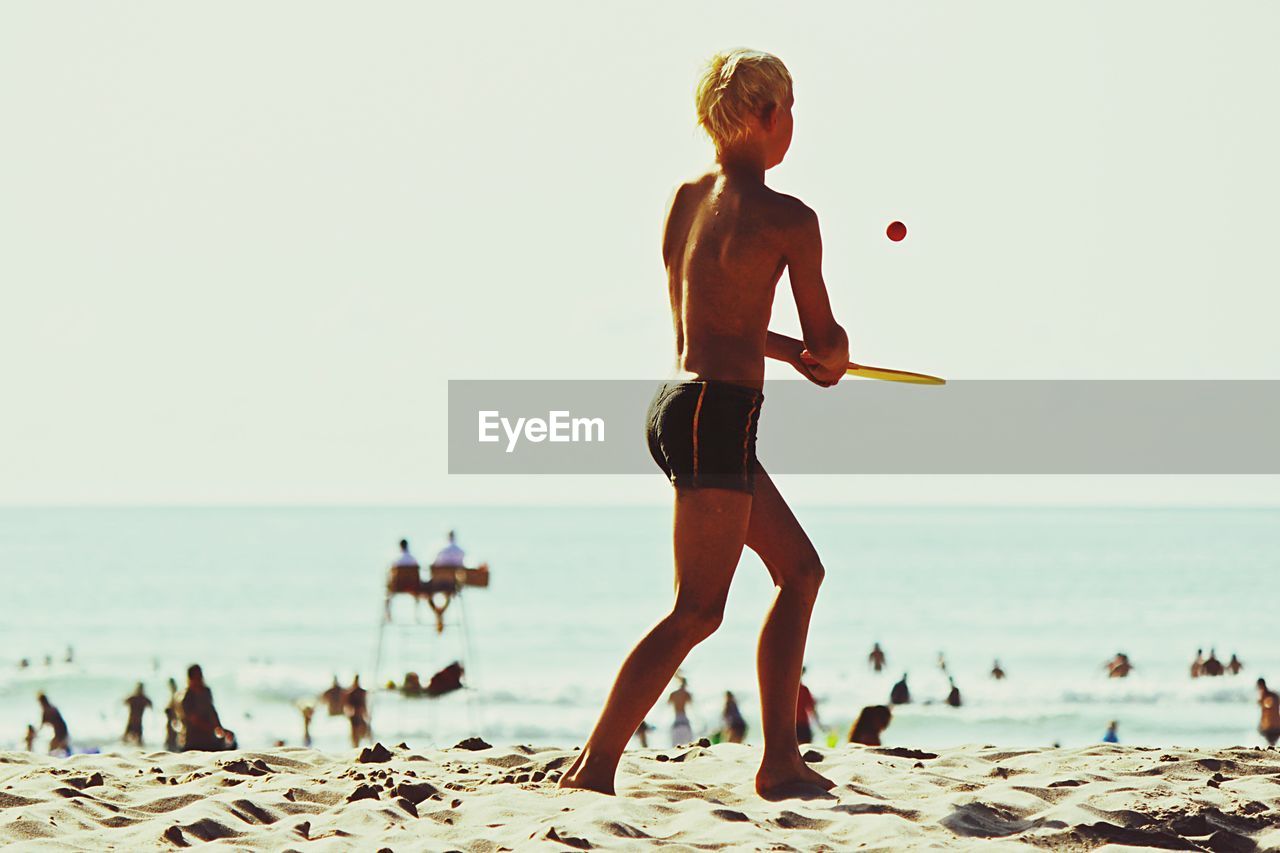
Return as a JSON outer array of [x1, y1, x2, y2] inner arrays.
[[784, 205, 849, 372]]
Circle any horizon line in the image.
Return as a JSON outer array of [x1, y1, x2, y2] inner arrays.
[[0, 503, 1277, 511]]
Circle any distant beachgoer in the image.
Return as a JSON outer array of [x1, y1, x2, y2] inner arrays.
[[344, 676, 369, 747], [1227, 654, 1244, 676], [668, 676, 694, 746], [1258, 679, 1280, 747], [123, 682, 153, 746], [890, 674, 911, 705], [299, 703, 314, 748], [868, 643, 886, 673], [401, 672, 424, 697], [1202, 649, 1225, 677], [721, 691, 747, 743], [164, 677, 181, 751], [795, 670, 823, 744], [24, 724, 36, 751], [1102, 720, 1119, 743], [64, 646, 74, 664], [426, 662, 465, 697], [937, 652, 948, 673], [18, 658, 30, 670], [181, 665, 232, 751], [1190, 648, 1204, 678], [37, 693, 70, 755], [1105, 653, 1133, 678], [848, 705, 892, 746], [946, 678, 962, 708], [433, 530, 466, 568], [991, 659, 1006, 680], [322, 676, 346, 717], [633, 721, 653, 748]]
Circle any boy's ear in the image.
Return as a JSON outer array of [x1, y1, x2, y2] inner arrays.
[[760, 102, 778, 131]]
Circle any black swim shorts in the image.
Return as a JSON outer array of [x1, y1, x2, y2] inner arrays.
[[645, 379, 763, 494]]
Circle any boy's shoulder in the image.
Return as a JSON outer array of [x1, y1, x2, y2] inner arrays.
[[760, 189, 816, 230], [669, 171, 716, 205]]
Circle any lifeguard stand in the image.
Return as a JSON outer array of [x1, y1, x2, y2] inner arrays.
[[371, 561, 491, 741]]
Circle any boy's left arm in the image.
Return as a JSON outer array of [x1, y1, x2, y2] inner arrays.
[[766, 331, 805, 367]]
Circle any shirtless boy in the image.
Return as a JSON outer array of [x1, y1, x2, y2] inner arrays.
[[560, 48, 849, 800]]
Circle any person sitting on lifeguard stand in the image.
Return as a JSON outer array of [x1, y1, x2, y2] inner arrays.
[[433, 530, 466, 567], [385, 538, 422, 622]]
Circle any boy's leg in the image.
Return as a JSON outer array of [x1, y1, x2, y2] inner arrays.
[[559, 486, 751, 794], [745, 466, 833, 798]]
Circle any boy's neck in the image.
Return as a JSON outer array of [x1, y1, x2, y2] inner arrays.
[[717, 150, 767, 184]]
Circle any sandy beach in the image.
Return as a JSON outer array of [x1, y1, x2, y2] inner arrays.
[[3, 741, 1278, 850]]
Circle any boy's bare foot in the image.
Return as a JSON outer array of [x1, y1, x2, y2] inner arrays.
[[557, 751, 616, 795], [755, 762, 837, 800], [755, 771, 836, 801]]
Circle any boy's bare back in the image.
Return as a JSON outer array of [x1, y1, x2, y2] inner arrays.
[[662, 169, 832, 389]]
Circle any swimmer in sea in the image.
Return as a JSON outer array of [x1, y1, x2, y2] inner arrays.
[[1105, 653, 1133, 679], [890, 674, 911, 705], [1202, 648, 1224, 677], [1257, 679, 1280, 747], [164, 677, 181, 751], [722, 691, 748, 743], [321, 676, 346, 717], [848, 705, 892, 746], [180, 665, 231, 752], [795, 669, 824, 745], [299, 702, 314, 748], [37, 693, 70, 755], [122, 682, 153, 746], [343, 675, 370, 747]]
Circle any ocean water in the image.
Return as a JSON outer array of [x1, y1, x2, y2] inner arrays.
[[1, 506, 1277, 754]]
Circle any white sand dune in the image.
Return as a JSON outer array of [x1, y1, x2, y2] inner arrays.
[[3, 741, 1278, 850]]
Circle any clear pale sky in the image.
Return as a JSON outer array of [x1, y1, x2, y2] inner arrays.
[[1, 1, 1277, 505]]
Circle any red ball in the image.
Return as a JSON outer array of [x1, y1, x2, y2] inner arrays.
[[886, 221, 907, 242]]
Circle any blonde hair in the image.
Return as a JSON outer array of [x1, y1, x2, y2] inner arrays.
[[695, 49, 793, 151]]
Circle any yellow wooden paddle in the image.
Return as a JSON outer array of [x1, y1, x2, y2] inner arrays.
[[846, 362, 946, 385]]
